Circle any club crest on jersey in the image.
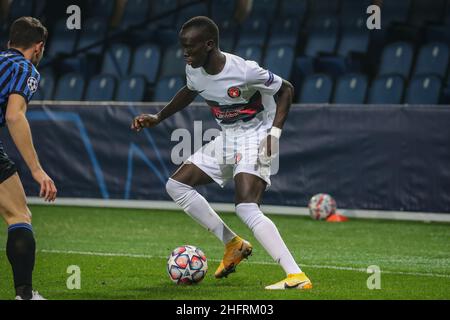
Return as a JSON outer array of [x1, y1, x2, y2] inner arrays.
[[27, 77, 38, 93], [227, 87, 241, 98]]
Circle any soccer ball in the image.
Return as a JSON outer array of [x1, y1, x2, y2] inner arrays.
[[167, 245, 208, 284], [308, 193, 336, 220]]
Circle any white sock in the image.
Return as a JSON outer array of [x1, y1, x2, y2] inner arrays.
[[166, 178, 236, 244], [236, 203, 302, 275]]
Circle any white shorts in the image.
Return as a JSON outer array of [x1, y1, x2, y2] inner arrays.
[[186, 125, 276, 189]]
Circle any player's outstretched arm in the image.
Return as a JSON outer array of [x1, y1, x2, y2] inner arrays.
[[272, 79, 294, 131], [5, 94, 57, 202], [131, 86, 198, 132]]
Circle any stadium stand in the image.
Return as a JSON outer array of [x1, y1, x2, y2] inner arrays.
[[53, 73, 85, 101], [298, 74, 333, 104], [85, 74, 117, 101], [405, 74, 443, 104], [367, 75, 405, 104], [333, 73, 368, 104], [116, 75, 147, 102]]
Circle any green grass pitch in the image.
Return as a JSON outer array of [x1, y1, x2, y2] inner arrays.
[[0, 205, 449, 300]]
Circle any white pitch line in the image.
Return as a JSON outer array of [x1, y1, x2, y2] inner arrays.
[[39, 249, 450, 279]]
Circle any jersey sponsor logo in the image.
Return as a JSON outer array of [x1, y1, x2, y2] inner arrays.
[[27, 77, 38, 93], [227, 86, 241, 98], [207, 92, 264, 124], [265, 71, 274, 87]]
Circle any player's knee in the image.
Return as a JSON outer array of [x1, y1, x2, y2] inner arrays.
[[4, 210, 32, 225], [166, 178, 192, 202]]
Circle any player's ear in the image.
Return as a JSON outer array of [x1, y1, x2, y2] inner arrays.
[[206, 39, 214, 51]]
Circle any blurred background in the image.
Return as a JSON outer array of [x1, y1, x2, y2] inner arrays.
[[0, 0, 449, 105]]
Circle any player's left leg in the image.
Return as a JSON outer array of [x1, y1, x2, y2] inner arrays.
[[0, 173, 45, 300], [234, 172, 312, 290]]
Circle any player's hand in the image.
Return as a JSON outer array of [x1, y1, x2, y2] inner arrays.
[[131, 114, 160, 132], [31, 169, 57, 202], [258, 134, 279, 166]]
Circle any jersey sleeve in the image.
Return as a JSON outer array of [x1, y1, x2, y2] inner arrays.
[[9, 63, 40, 103], [185, 65, 197, 91], [245, 60, 283, 96]]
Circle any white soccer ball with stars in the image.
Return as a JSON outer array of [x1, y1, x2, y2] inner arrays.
[[308, 193, 337, 220], [167, 245, 208, 284]]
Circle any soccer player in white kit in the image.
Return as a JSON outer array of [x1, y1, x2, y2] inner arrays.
[[132, 16, 312, 290]]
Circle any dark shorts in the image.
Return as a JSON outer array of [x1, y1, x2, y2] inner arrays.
[[0, 141, 17, 183]]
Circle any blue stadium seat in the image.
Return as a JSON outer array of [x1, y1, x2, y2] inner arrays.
[[47, 18, 79, 57], [332, 73, 368, 104], [378, 42, 414, 78], [413, 42, 449, 78], [76, 18, 108, 55], [85, 74, 116, 101], [120, 0, 151, 29], [337, 17, 370, 57], [250, 0, 279, 20], [101, 44, 131, 79], [268, 17, 300, 47], [279, 0, 308, 19], [264, 45, 295, 80], [130, 44, 161, 84], [149, 0, 178, 28], [405, 75, 442, 104], [53, 73, 85, 101], [33, 73, 55, 101], [176, 0, 209, 30], [160, 45, 186, 78], [235, 45, 263, 63], [409, 0, 447, 26], [211, 0, 237, 22], [298, 74, 333, 104], [218, 19, 238, 52], [236, 16, 269, 47], [87, 0, 116, 19], [304, 16, 339, 57], [309, 0, 339, 15], [368, 75, 405, 104], [8, 0, 34, 21], [153, 76, 184, 102], [381, 0, 411, 26], [116, 76, 146, 102]]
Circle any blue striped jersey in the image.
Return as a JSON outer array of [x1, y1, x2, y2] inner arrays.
[[0, 48, 40, 127]]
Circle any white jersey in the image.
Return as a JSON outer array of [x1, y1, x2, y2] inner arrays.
[[185, 52, 283, 132]]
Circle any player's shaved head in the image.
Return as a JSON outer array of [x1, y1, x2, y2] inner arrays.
[[9, 17, 48, 49], [181, 16, 219, 48]]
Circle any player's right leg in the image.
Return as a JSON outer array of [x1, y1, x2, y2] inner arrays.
[[166, 163, 238, 246], [0, 173, 45, 300]]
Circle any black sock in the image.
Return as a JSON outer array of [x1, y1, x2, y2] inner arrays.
[[6, 223, 36, 300]]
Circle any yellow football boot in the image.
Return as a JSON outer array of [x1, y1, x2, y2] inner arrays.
[[214, 236, 253, 278], [265, 272, 313, 290]]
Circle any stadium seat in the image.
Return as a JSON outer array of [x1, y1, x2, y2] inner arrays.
[[119, 0, 151, 30], [298, 74, 333, 104], [367, 75, 405, 104], [235, 45, 263, 63], [87, 0, 116, 19], [217, 19, 238, 52], [101, 44, 132, 79], [378, 42, 414, 79], [409, 0, 447, 26], [76, 18, 108, 55], [116, 76, 146, 102], [33, 73, 55, 101], [47, 18, 79, 57], [304, 16, 339, 57], [53, 73, 85, 101], [130, 44, 161, 84], [236, 17, 269, 47], [211, 0, 237, 22], [84, 74, 116, 101], [8, 0, 34, 21], [413, 42, 449, 78], [381, 0, 411, 26], [332, 73, 368, 104], [268, 17, 300, 47], [279, 0, 308, 20], [160, 45, 186, 78], [250, 0, 279, 20], [405, 75, 442, 104], [337, 17, 370, 57], [153, 76, 184, 102], [148, 0, 178, 28], [176, 0, 209, 30], [263, 45, 295, 80]]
